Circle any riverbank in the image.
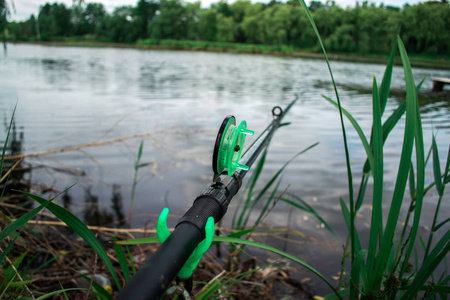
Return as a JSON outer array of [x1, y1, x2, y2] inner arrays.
[[7, 39, 450, 70], [0, 189, 317, 299]]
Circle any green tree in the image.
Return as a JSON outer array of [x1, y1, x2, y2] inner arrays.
[[240, 2, 264, 44], [198, 9, 217, 41], [7, 17, 39, 41], [288, 6, 315, 48], [229, 0, 252, 42], [214, 0, 232, 17], [313, 5, 344, 40], [1, 0, 9, 43], [325, 23, 356, 52], [260, 4, 291, 45], [308, 0, 323, 12], [134, 0, 159, 39], [83, 3, 106, 34], [148, 0, 187, 40], [216, 13, 235, 42], [38, 3, 71, 40], [401, 2, 450, 54], [71, 3, 106, 36], [184, 2, 201, 40], [97, 6, 138, 42]]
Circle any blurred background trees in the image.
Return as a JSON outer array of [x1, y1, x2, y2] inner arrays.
[[4, 0, 450, 55]]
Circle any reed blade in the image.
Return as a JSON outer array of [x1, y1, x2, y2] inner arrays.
[[0, 104, 17, 177], [432, 136, 444, 196], [35, 288, 87, 300], [323, 96, 374, 172], [379, 41, 396, 115], [402, 231, 450, 299], [366, 76, 384, 277], [398, 36, 425, 278], [113, 236, 131, 282], [282, 193, 336, 236], [339, 197, 361, 254], [240, 143, 319, 229], [350, 249, 368, 299], [369, 36, 418, 291]]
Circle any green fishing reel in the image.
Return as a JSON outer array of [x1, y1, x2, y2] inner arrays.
[[213, 116, 254, 176]]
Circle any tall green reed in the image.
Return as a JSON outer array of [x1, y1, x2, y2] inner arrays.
[[297, 0, 449, 298]]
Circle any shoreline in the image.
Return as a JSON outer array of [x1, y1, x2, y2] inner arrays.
[[8, 40, 450, 70]]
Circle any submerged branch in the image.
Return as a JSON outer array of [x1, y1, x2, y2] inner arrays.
[[0, 157, 23, 183], [16, 219, 158, 234], [4, 129, 212, 161]]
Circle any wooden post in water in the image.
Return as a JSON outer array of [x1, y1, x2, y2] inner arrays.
[[431, 77, 450, 92]]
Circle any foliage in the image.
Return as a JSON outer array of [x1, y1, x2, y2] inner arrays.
[[137, 38, 295, 53], [37, 3, 72, 40], [0, 0, 9, 44], [5, 0, 450, 56], [134, 0, 159, 39]]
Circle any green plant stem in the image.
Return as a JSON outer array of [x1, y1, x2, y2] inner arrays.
[[128, 167, 139, 225], [337, 237, 351, 290], [423, 195, 444, 261], [128, 140, 144, 226], [298, 0, 356, 269], [394, 194, 415, 273]]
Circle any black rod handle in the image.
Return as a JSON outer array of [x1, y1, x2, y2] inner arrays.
[[115, 223, 202, 300]]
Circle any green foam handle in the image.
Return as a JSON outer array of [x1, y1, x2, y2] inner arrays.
[[157, 208, 215, 279], [156, 207, 171, 243]]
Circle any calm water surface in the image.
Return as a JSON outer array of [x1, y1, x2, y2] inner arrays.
[[1, 43, 449, 292]]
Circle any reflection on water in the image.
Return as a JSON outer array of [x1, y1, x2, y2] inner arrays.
[[83, 187, 114, 227], [0, 121, 129, 227], [0, 119, 32, 215], [61, 185, 126, 227], [1, 43, 449, 292], [111, 184, 126, 227]]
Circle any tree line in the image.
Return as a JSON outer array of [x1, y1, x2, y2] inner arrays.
[[3, 0, 450, 55]]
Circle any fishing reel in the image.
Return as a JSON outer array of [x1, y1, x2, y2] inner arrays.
[[212, 116, 254, 177]]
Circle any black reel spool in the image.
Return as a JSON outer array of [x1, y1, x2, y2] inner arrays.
[[212, 115, 254, 177]]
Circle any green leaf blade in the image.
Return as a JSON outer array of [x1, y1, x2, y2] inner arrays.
[[366, 76, 384, 277], [432, 136, 444, 196], [113, 236, 131, 283]]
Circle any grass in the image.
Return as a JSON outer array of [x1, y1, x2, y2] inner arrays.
[[128, 140, 152, 226], [136, 38, 296, 54], [296, 0, 450, 298]]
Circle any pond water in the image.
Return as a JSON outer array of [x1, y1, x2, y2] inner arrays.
[[1, 43, 449, 293]]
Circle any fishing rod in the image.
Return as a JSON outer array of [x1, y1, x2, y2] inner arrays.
[[116, 97, 297, 300]]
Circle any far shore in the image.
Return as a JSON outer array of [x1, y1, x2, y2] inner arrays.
[[7, 40, 450, 70]]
